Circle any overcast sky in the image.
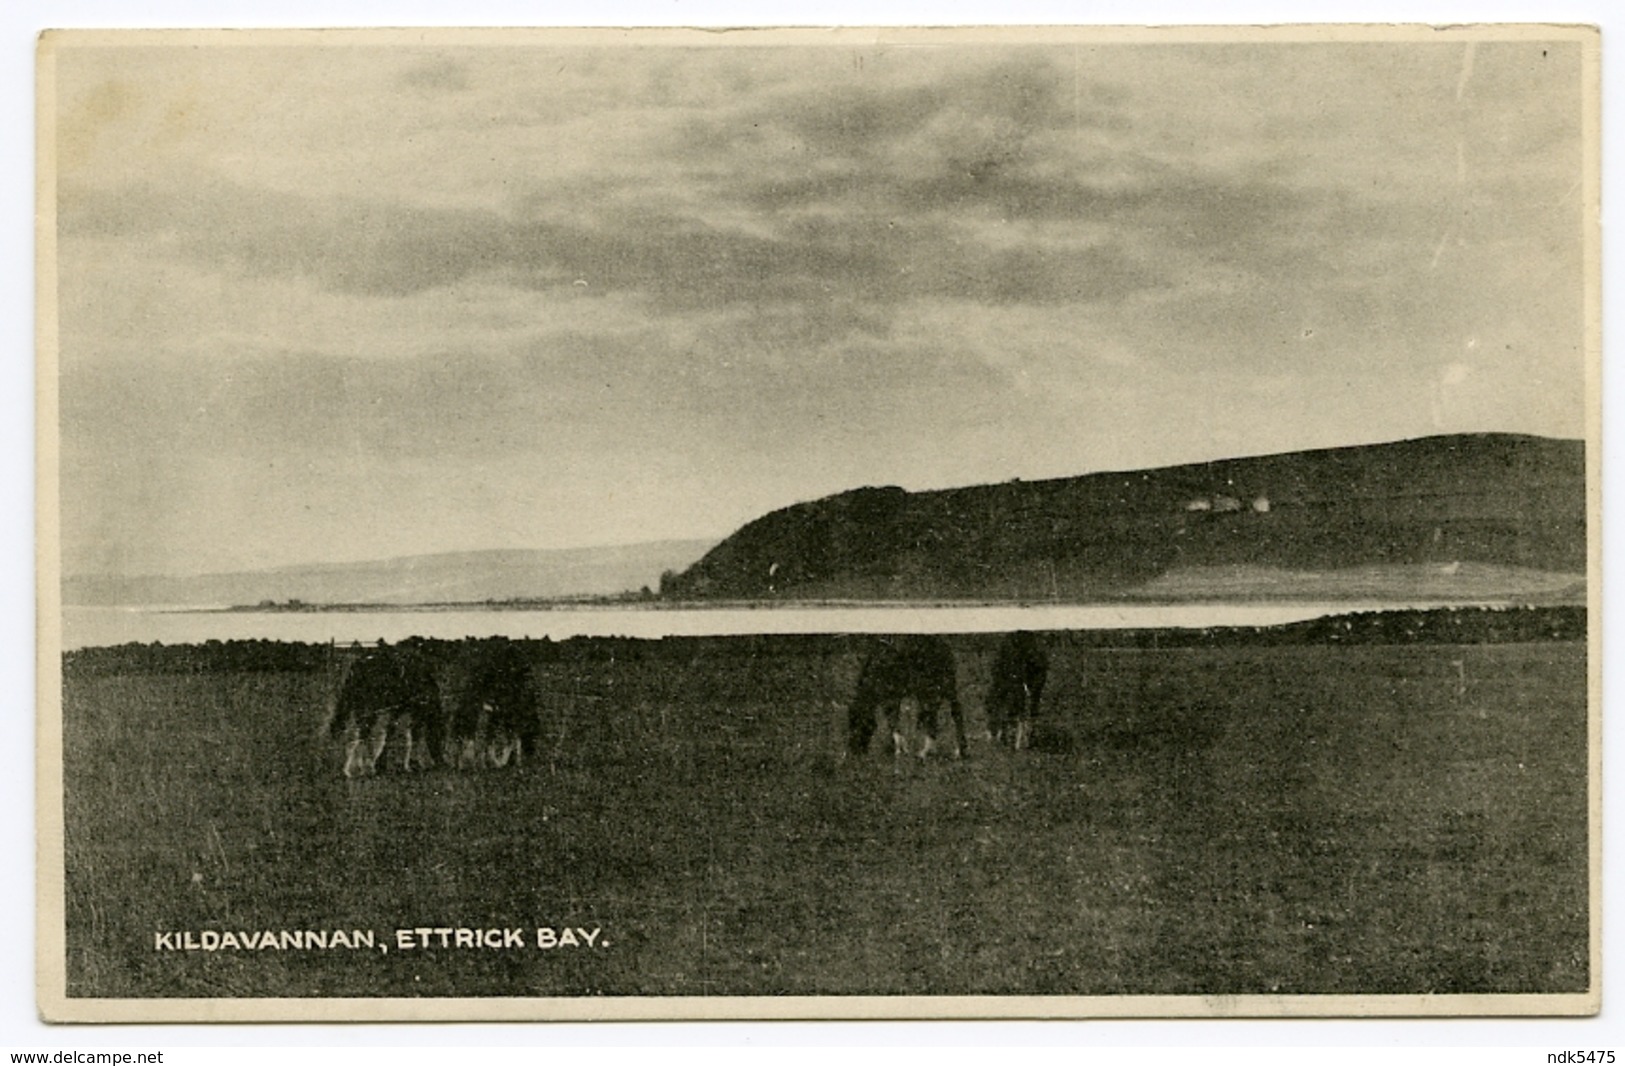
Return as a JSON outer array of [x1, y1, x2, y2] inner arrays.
[[50, 30, 1589, 577]]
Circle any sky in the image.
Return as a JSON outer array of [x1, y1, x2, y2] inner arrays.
[[49, 29, 1591, 577]]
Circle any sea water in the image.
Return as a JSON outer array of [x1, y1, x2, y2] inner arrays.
[[57, 601, 1462, 651]]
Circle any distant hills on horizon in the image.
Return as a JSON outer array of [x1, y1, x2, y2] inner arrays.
[[64, 433, 1589, 610], [63, 539, 721, 608], [663, 432, 1587, 605]]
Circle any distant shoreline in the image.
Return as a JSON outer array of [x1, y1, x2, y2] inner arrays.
[[59, 600, 1589, 656], [164, 590, 1585, 616], [60, 604, 1591, 671], [62, 560, 1572, 616]]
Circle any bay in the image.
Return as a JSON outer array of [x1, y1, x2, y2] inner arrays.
[[59, 601, 1468, 651]]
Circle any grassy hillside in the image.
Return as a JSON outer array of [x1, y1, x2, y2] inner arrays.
[[664, 434, 1584, 601]]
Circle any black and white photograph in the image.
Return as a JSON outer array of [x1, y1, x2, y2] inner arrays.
[[36, 24, 1599, 1021]]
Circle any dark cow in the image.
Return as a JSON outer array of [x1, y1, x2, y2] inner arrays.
[[328, 644, 446, 778], [452, 639, 541, 770], [985, 631, 1048, 751], [847, 635, 967, 759]]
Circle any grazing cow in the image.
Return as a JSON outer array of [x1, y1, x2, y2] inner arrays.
[[329, 645, 446, 778], [847, 635, 967, 759], [452, 639, 541, 770], [985, 631, 1049, 751]]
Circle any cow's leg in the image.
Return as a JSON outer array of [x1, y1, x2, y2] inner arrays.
[[343, 715, 384, 777], [518, 709, 542, 766], [403, 718, 426, 771], [416, 703, 443, 770], [506, 717, 525, 767], [490, 702, 523, 768], [888, 700, 911, 757], [948, 695, 968, 758], [400, 719, 418, 772], [987, 681, 1012, 747], [985, 689, 1001, 747], [364, 716, 390, 775], [1020, 675, 1045, 750], [403, 716, 436, 772], [459, 702, 491, 770], [488, 726, 518, 768], [915, 695, 940, 758], [848, 698, 878, 756], [459, 702, 488, 769], [1013, 718, 1032, 752], [342, 731, 367, 778]]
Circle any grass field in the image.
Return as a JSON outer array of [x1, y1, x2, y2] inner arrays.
[[60, 634, 1589, 999]]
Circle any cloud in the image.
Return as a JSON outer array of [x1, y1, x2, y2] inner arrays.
[[60, 309, 1028, 469], [60, 168, 1173, 321], [53, 50, 1208, 320], [52, 38, 1590, 574], [57, 321, 1040, 574]]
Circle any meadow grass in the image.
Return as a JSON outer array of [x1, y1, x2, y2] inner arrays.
[[60, 638, 1588, 998]]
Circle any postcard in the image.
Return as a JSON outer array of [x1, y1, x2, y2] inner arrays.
[[37, 24, 1600, 1021]]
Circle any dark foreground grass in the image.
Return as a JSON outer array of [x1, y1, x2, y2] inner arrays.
[[61, 638, 1588, 998]]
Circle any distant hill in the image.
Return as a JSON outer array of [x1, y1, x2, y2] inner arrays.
[[662, 434, 1586, 602], [64, 539, 719, 608]]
